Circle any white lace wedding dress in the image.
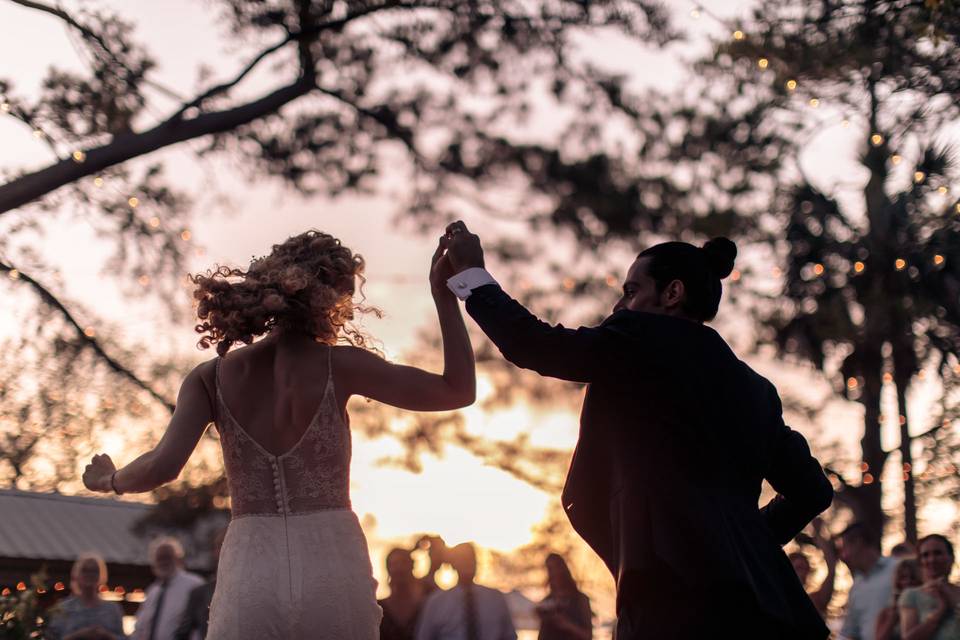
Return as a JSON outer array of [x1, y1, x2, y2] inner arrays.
[[206, 349, 382, 639]]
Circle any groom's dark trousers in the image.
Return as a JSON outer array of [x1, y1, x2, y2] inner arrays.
[[465, 284, 834, 639]]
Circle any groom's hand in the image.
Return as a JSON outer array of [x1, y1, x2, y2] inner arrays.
[[444, 220, 484, 272]]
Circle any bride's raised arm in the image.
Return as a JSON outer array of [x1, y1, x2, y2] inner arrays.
[[335, 236, 476, 411], [83, 362, 214, 494]]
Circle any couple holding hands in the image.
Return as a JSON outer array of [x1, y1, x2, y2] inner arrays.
[[84, 222, 833, 639]]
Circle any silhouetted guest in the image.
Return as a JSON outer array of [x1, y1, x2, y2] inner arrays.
[[839, 523, 898, 640], [380, 547, 426, 640], [417, 536, 448, 597], [789, 518, 837, 615], [416, 542, 516, 640], [875, 558, 921, 640], [46, 552, 125, 640], [536, 553, 591, 640], [174, 528, 227, 640], [892, 543, 917, 559], [132, 537, 203, 640], [897, 534, 960, 640]]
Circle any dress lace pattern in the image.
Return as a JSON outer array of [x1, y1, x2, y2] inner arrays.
[[214, 348, 351, 518]]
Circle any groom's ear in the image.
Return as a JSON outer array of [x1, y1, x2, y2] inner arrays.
[[661, 278, 686, 309]]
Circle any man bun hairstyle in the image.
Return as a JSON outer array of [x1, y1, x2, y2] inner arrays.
[[637, 237, 738, 322]]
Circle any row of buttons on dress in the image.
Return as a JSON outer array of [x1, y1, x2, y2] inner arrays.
[[271, 459, 286, 513]]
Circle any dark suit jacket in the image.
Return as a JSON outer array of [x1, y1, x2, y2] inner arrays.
[[466, 284, 833, 638], [173, 580, 215, 640]]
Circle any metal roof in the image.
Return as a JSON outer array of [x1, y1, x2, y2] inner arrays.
[[0, 489, 153, 566]]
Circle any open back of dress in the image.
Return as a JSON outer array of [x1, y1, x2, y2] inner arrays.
[[206, 346, 381, 639]]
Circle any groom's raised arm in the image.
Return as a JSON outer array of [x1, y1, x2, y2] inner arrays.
[[457, 279, 615, 383]]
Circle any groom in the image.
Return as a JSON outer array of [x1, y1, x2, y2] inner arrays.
[[440, 221, 834, 639]]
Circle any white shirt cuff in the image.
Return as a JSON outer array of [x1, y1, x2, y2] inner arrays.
[[446, 268, 498, 300]]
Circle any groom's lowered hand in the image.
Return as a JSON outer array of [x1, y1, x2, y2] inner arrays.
[[443, 220, 484, 273]]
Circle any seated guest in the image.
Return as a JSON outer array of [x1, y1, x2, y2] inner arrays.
[[46, 552, 125, 640], [898, 535, 960, 640], [380, 547, 426, 640], [536, 553, 591, 640], [876, 558, 921, 640]]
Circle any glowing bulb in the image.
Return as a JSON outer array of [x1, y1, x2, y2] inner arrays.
[[0, 102, 9, 112], [895, 258, 906, 270], [54, 582, 65, 591], [690, 8, 701, 18], [813, 263, 825, 276], [899, 415, 907, 425], [138, 275, 151, 286], [562, 277, 575, 291], [956, 203, 960, 214], [934, 254, 945, 265], [863, 473, 874, 484], [181, 229, 192, 241], [854, 261, 865, 273], [938, 186, 948, 195], [128, 196, 139, 208], [758, 58, 769, 69], [847, 377, 858, 389], [883, 372, 894, 383], [785, 79, 797, 91], [605, 274, 618, 287], [904, 462, 912, 472], [772, 267, 783, 277], [808, 98, 820, 108], [732, 30, 745, 40], [842, 119, 850, 127], [870, 133, 883, 146], [72, 150, 86, 163], [83, 326, 96, 338], [32, 129, 43, 138], [149, 216, 160, 228], [16, 582, 26, 591], [730, 269, 741, 282], [914, 171, 926, 183], [7, 268, 20, 280], [93, 176, 104, 187], [891, 154, 902, 164]]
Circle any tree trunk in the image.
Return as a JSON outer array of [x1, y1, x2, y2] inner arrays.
[[896, 382, 918, 544], [858, 367, 888, 538]]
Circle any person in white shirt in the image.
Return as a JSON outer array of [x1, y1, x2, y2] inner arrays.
[[838, 523, 897, 640], [416, 542, 516, 640], [132, 537, 204, 640]]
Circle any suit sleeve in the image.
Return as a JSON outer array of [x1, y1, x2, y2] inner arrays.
[[760, 385, 834, 545], [465, 284, 615, 383]]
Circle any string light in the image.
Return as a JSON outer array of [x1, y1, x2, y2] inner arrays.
[[730, 268, 742, 281], [53, 582, 65, 591], [149, 216, 160, 228], [842, 119, 850, 127], [938, 186, 949, 195], [914, 171, 926, 183], [757, 58, 768, 69], [690, 7, 701, 18], [895, 258, 907, 270], [16, 582, 26, 591], [128, 196, 139, 208], [72, 150, 86, 163], [138, 275, 151, 286], [32, 129, 43, 139], [861, 462, 870, 472], [870, 133, 883, 146], [93, 176, 104, 187], [813, 263, 825, 275], [785, 79, 797, 91], [863, 473, 874, 484], [847, 377, 858, 389], [903, 462, 912, 472], [604, 274, 618, 287], [955, 203, 960, 214], [899, 414, 907, 425], [180, 229, 192, 241], [7, 268, 20, 280], [83, 326, 96, 338], [1, 588, 9, 596], [562, 277, 575, 291], [883, 372, 894, 383], [732, 30, 745, 40], [891, 154, 902, 165], [934, 254, 945, 265], [0, 102, 9, 112], [854, 261, 865, 273], [808, 98, 820, 108], [771, 266, 783, 277]]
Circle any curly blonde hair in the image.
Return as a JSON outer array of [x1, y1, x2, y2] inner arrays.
[[191, 231, 378, 355]]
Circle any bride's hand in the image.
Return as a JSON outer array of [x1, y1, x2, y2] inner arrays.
[[83, 453, 117, 493], [429, 235, 455, 299]]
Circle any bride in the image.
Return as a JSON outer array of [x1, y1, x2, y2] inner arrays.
[[82, 230, 475, 638]]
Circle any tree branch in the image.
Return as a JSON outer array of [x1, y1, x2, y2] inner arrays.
[[0, 76, 314, 215], [0, 260, 175, 412], [7, 0, 186, 102]]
